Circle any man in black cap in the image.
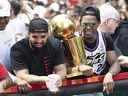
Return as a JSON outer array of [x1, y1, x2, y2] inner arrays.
[[10, 18, 67, 92], [78, 6, 121, 96]]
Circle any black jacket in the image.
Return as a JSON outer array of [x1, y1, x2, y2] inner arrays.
[[111, 20, 128, 56]]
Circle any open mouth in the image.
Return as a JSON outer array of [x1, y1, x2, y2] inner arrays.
[[34, 44, 43, 47]]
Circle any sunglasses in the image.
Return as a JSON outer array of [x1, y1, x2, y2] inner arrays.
[[81, 23, 97, 28], [31, 35, 47, 39]]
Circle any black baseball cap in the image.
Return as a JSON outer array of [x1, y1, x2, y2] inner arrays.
[[29, 18, 48, 33], [81, 6, 101, 22]]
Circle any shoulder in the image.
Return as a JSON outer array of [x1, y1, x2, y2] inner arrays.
[[48, 37, 63, 49], [116, 20, 128, 34], [117, 21, 128, 35], [11, 39, 28, 50]]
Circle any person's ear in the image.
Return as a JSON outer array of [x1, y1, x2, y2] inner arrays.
[[27, 32, 31, 38]]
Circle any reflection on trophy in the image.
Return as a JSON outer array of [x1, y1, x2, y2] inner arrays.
[[50, 14, 87, 78]]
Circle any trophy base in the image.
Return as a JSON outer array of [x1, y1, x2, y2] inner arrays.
[[66, 72, 83, 78], [66, 67, 83, 78]]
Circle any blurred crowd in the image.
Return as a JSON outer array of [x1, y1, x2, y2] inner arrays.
[[19, 0, 128, 21], [7, 0, 128, 22]]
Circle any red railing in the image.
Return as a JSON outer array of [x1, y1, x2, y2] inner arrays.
[[2, 72, 128, 95]]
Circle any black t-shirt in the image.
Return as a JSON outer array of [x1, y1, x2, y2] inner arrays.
[[11, 37, 65, 76], [112, 20, 128, 56]]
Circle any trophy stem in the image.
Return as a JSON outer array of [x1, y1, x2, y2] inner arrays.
[[66, 37, 87, 78]]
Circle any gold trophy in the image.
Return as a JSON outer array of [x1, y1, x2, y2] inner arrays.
[[50, 14, 87, 78]]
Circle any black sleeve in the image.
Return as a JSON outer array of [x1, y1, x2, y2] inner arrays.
[[116, 27, 128, 55], [10, 44, 28, 71], [103, 33, 114, 51], [50, 38, 65, 66], [54, 45, 65, 65]]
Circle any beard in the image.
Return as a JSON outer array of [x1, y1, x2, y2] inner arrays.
[[29, 41, 44, 51], [31, 42, 44, 49]]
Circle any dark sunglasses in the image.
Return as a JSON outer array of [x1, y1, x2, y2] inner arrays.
[[81, 23, 97, 28]]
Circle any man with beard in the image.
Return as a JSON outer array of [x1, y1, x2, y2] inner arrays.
[[10, 18, 66, 93], [77, 6, 120, 96]]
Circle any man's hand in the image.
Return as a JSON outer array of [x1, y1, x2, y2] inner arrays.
[[118, 55, 128, 67], [103, 72, 115, 94], [78, 64, 93, 76], [15, 77, 32, 93], [46, 74, 62, 93], [0, 79, 7, 92]]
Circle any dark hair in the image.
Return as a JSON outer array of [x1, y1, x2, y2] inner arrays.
[[10, 0, 21, 16], [29, 18, 48, 33], [80, 6, 101, 22], [36, 1, 44, 6]]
